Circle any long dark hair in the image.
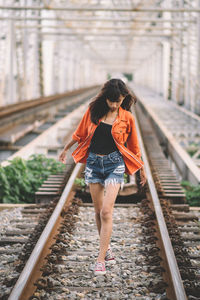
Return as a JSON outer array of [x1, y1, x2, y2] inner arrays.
[[89, 78, 137, 124]]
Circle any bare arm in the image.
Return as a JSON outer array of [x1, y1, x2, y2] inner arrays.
[[58, 138, 77, 164], [139, 167, 146, 186]]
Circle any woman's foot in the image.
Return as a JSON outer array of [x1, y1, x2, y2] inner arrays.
[[94, 261, 106, 275], [105, 248, 116, 265]]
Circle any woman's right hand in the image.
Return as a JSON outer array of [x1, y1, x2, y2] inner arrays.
[[58, 150, 67, 164], [140, 167, 147, 187]]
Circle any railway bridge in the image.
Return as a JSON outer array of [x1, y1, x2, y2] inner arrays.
[[0, 1, 200, 300]]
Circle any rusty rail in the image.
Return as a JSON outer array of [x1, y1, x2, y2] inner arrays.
[[0, 86, 98, 119], [134, 111, 187, 300], [8, 163, 82, 300]]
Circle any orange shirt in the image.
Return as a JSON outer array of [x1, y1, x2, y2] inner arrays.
[[72, 106, 144, 175]]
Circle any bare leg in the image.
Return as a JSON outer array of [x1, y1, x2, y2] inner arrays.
[[89, 183, 104, 235], [97, 184, 120, 262]]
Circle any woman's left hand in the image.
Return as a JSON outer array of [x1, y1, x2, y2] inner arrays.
[[140, 167, 147, 186]]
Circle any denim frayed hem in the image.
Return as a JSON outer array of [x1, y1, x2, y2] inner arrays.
[[85, 179, 104, 186], [85, 179, 124, 189], [104, 178, 124, 189]]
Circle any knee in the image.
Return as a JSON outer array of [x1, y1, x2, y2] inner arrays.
[[95, 210, 101, 219], [100, 208, 112, 221]]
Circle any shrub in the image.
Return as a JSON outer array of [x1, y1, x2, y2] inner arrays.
[[181, 181, 200, 207], [0, 154, 65, 204]]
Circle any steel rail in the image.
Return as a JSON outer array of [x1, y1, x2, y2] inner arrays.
[[137, 100, 200, 185], [8, 163, 82, 300], [0, 86, 98, 119], [0, 6, 200, 12], [134, 112, 187, 300]]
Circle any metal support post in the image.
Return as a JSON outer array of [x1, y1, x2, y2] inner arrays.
[[162, 41, 170, 99], [159, 43, 164, 96], [185, 16, 191, 110], [38, 37, 44, 97], [7, 19, 15, 105], [37, 5, 44, 97], [196, 0, 200, 114], [69, 46, 75, 90], [22, 6, 28, 101], [52, 41, 59, 94], [177, 0, 184, 105]]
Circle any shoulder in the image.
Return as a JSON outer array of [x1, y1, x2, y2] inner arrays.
[[120, 107, 135, 121], [125, 110, 134, 119], [85, 106, 91, 115], [82, 106, 91, 120], [77, 106, 92, 127]]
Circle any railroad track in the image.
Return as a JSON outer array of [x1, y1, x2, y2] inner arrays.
[[134, 86, 200, 185], [0, 103, 199, 299], [0, 86, 98, 163], [135, 106, 200, 299]]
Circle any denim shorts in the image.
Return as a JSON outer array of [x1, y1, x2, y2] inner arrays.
[[85, 151, 125, 187]]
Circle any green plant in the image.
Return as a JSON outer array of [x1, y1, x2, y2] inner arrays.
[[124, 173, 129, 184], [186, 143, 199, 157], [181, 181, 200, 207], [0, 154, 65, 204], [75, 177, 86, 191]]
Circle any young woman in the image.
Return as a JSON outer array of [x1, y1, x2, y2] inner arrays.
[[59, 78, 146, 275]]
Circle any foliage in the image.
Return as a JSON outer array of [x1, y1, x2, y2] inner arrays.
[[0, 154, 65, 204], [124, 173, 129, 183], [186, 143, 199, 157], [123, 73, 133, 82], [181, 181, 200, 207], [75, 177, 86, 187], [75, 177, 86, 192]]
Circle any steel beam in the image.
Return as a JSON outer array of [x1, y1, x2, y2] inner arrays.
[[0, 6, 200, 12], [7, 20, 15, 105], [15, 25, 186, 31], [0, 16, 196, 23], [39, 32, 175, 37], [43, 37, 171, 42]]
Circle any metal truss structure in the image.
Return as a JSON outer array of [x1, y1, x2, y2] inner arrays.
[[0, 0, 200, 115]]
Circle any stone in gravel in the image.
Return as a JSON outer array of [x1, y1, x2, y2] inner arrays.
[[123, 288, 133, 294], [76, 255, 87, 261], [149, 292, 159, 297], [69, 292, 82, 300], [60, 287, 70, 293], [157, 292, 168, 300], [0, 208, 23, 235], [76, 292, 86, 298], [48, 277, 63, 287], [48, 296, 55, 300], [109, 272, 117, 278], [67, 255, 77, 261]]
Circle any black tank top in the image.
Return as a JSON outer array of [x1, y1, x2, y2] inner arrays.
[[89, 122, 118, 155]]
